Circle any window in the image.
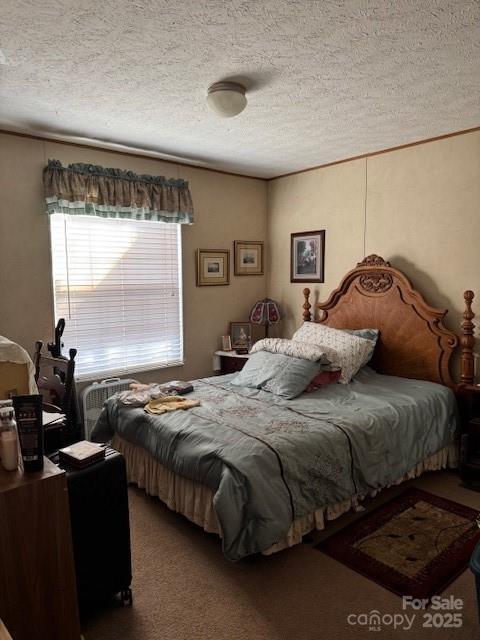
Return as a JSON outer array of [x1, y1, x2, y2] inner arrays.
[[49, 214, 183, 380]]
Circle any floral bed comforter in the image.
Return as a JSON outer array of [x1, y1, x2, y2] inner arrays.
[[92, 367, 457, 560]]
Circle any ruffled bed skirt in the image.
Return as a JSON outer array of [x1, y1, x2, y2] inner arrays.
[[112, 434, 458, 555]]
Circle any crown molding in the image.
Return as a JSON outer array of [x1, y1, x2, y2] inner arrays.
[[1, 123, 479, 182], [271, 125, 480, 180]]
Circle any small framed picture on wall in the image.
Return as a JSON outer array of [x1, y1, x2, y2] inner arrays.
[[196, 249, 230, 286], [290, 230, 325, 283], [234, 241, 264, 276]]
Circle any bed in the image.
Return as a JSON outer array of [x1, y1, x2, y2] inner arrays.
[[92, 255, 475, 561]]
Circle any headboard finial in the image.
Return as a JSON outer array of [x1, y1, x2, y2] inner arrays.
[[357, 254, 391, 268], [302, 288, 311, 322], [460, 290, 475, 385]]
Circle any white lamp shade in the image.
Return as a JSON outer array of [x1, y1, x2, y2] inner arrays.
[[207, 82, 247, 118]]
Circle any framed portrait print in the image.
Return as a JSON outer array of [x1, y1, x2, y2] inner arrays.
[[290, 230, 325, 283], [230, 322, 252, 350], [196, 249, 230, 286], [234, 241, 264, 276]]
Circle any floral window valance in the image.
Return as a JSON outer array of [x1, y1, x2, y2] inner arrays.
[[43, 159, 194, 224]]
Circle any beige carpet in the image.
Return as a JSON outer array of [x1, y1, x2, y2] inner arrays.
[[83, 471, 480, 640]]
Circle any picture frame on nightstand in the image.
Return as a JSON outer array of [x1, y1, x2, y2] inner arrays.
[[221, 335, 232, 351], [230, 322, 252, 350]]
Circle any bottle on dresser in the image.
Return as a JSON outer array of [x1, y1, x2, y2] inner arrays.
[[0, 400, 19, 471]]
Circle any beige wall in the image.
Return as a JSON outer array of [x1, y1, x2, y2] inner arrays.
[[267, 131, 480, 365], [2, 128, 479, 385], [0, 132, 267, 383]]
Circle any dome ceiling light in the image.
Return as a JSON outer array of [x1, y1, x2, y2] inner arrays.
[[207, 81, 247, 118]]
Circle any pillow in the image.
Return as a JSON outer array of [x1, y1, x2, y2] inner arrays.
[[306, 367, 342, 392], [344, 328, 379, 342], [231, 351, 322, 399], [292, 323, 373, 384], [250, 338, 331, 363], [343, 328, 379, 367]]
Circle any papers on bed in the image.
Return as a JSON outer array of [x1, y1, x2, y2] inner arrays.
[[116, 381, 194, 407]]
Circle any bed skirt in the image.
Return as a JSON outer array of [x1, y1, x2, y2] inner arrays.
[[111, 434, 458, 556]]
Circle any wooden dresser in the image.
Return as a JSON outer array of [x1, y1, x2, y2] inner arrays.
[[0, 458, 81, 639]]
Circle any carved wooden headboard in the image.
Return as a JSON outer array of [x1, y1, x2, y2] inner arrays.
[[301, 255, 475, 388]]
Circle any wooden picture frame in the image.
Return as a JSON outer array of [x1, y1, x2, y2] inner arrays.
[[234, 241, 264, 276], [196, 249, 230, 286], [290, 230, 325, 283], [221, 335, 232, 351], [230, 322, 252, 350]]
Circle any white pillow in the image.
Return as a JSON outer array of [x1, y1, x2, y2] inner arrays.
[[250, 338, 333, 363], [292, 323, 373, 384]]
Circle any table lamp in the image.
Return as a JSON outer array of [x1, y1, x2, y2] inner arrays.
[[249, 298, 281, 338]]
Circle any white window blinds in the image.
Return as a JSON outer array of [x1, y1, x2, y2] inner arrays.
[[49, 214, 183, 380]]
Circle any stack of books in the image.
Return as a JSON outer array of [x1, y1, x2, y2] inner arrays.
[[59, 440, 106, 469]]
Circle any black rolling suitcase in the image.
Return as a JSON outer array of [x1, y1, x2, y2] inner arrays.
[[53, 447, 132, 611]]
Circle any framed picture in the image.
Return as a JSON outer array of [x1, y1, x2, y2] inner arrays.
[[221, 335, 232, 351], [290, 230, 325, 283], [196, 249, 230, 286], [234, 241, 264, 276], [230, 322, 252, 350]]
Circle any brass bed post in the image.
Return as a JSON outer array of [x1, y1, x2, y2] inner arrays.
[[460, 290, 475, 385], [303, 288, 312, 322]]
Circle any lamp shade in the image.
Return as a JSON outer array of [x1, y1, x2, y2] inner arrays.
[[249, 298, 281, 326]]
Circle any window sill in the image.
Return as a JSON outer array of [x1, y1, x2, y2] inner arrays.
[[75, 360, 186, 383]]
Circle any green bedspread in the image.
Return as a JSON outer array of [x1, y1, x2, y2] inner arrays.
[[92, 367, 458, 560]]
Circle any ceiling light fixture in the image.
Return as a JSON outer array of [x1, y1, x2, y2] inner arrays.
[[207, 81, 247, 118]]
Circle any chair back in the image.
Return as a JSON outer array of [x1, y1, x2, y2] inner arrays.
[[33, 341, 79, 436]]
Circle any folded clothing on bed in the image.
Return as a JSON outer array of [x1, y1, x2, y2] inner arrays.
[[144, 396, 200, 414], [117, 381, 194, 407], [117, 384, 166, 406]]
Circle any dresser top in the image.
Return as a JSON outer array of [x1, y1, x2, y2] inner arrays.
[[0, 456, 64, 493], [214, 350, 250, 359]]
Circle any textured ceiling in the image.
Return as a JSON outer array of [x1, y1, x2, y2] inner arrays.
[[0, 0, 479, 178]]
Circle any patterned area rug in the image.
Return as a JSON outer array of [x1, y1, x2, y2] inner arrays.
[[316, 488, 480, 599]]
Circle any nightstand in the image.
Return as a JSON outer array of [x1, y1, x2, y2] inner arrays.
[[213, 350, 250, 375], [457, 384, 480, 488]]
